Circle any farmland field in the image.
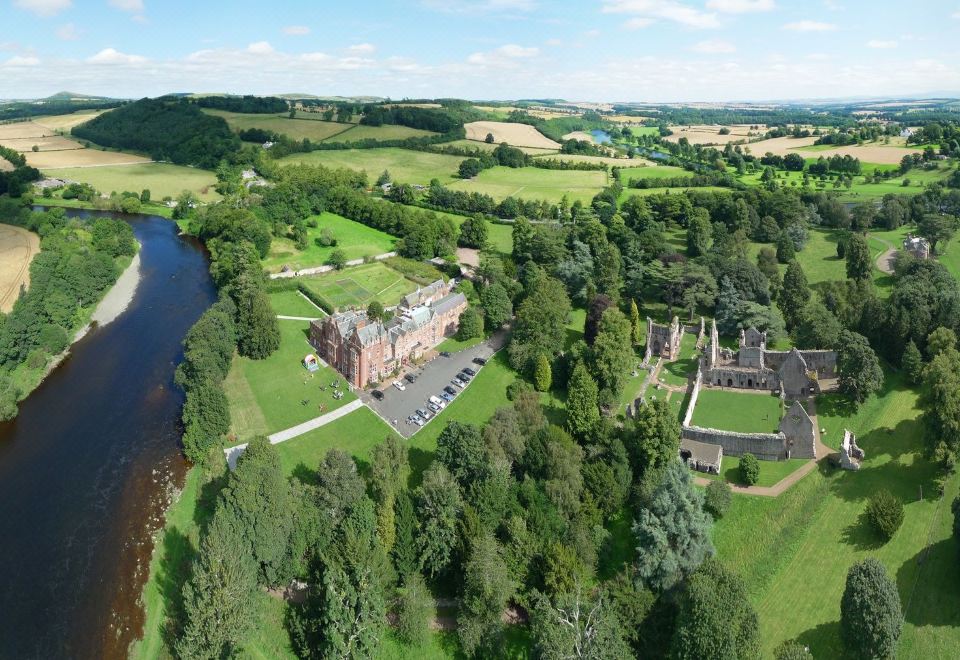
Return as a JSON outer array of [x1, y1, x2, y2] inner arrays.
[[42, 163, 219, 200], [298, 261, 420, 310], [324, 124, 438, 142], [745, 134, 923, 165], [26, 149, 152, 168], [533, 153, 649, 167], [0, 157, 12, 172], [32, 109, 106, 130], [439, 139, 558, 155], [0, 225, 40, 312], [262, 211, 397, 273], [664, 124, 769, 145], [690, 388, 784, 434], [202, 110, 354, 141], [618, 164, 692, 183], [277, 147, 464, 185], [448, 165, 608, 204], [463, 121, 560, 149]]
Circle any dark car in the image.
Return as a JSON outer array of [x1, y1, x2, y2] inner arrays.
[[404, 373, 417, 383], [443, 385, 457, 395], [371, 390, 384, 401], [473, 357, 487, 366], [461, 367, 477, 376], [439, 351, 452, 358], [458, 372, 472, 382]]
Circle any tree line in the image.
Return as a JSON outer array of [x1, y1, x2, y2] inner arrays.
[[194, 95, 289, 114]]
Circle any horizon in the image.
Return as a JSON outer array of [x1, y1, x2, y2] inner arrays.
[[2, 0, 960, 101]]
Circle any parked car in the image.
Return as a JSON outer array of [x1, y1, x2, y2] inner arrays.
[[404, 373, 417, 383], [440, 392, 454, 403], [371, 390, 384, 401], [462, 367, 477, 376], [428, 395, 446, 408], [439, 351, 451, 358], [473, 357, 487, 366], [412, 416, 425, 427], [393, 380, 406, 391], [416, 407, 431, 420], [452, 377, 466, 388], [458, 372, 472, 382], [443, 385, 457, 396], [428, 402, 440, 413]]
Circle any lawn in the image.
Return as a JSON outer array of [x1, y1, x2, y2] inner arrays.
[[659, 332, 700, 387], [261, 211, 397, 273], [277, 148, 464, 185], [268, 290, 324, 318], [701, 454, 810, 487], [712, 365, 960, 658], [42, 162, 221, 201], [690, 389, 784, 433], [222, 320, 356, 441], [298, 261, 419, 311], [448, 165, 608, 204]]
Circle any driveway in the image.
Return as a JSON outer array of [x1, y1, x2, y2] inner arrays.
[[360, 331, 506, 438]]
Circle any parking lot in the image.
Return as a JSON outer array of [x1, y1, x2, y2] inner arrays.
[[360, 335, 501, 438]]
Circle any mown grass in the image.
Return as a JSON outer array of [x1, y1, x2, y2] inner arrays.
[[659, 332, 699, 387], [262, 211, 397, 273], [617, 164, 692, 184], [222, 320, 356, 441], [700, 455, 810, 487], [277, 148, 464, 186], [43, 162, 220, 201], [298, 261, 419, 311], [268, 290, 324, 318], [690, 388, 783, 434], [448, 165, 608, 204]]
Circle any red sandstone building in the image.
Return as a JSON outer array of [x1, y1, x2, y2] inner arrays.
[[310, 280, 468, 388]]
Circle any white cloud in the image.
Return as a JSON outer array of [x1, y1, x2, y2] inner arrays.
[[545, 38, 563, 46], [951, 10, 960, 18], [692, 39, 736, 53], [56, 23, 79, 40], [13, 0, 72, 17], [4, 55, 41, 66], [805, 52, 829, 60], [283, 25, 310, 35], [583, 29, 601, 38], [624, 17, 655, 29], [109, 0, 143, 11], [246, 41, 274, 55], [87, 48, 146, 64], [421, 0, 536, 13], [467, 44, 539, 66], [783, 20, 837, 31], [602, 0, 720, 29], [866, 39, 897, 49], [347, 43, 376, 54], [705, 0, 774, 13]]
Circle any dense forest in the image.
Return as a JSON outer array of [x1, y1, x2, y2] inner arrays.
[[72, 98, 241, 168], [194, 95, 289, 114], [0, 98, 121, 122], [359, 105, 468, 132], [0, 146, 41, 196]]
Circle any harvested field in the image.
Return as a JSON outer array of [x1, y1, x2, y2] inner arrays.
[[0, 135, 85, 153], [43, 163, 219, 200], [440, 139, 558, 155], [663, 124, 768, 145], [0, 121, 55, 140], [26, 149, 151, 169], [0, 158, 12, 172], [0, 225, 40, 312], [32, 110, 106, 130], [464, 121, 560, 149], [562, 131, 594, 142], [744, 135, 923, 164]]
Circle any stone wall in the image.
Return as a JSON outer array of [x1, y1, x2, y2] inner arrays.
[[683, 366, 702, 427], [681, 425, 787, 461]]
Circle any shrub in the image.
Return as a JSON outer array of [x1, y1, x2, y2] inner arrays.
[[865, 490, 904, 541], [327, 248, 347, 270], [739, 453, 760, 486], [704, 480, 732, 518]]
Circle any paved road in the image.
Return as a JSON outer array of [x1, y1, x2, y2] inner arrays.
[[362, 332, 506, 438], [874, 236, 897, 275]]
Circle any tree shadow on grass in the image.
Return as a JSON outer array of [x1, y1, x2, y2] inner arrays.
[[795, 620, 843, 659], [839, 509, 886, 551], [896, 538, 960, 628], [191, 471, 227, 533], [291, 462, 317, 486], [407, 446, 435, 489], [157, 527, 195, 654]]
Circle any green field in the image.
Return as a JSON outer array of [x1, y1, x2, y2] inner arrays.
[[700, 454, 810, 487], [711, 368, 960, 657], [298, 261, 419, 310], [618, 164, 692, 184], [326, 124, 438, 142], [448, 165, 608, 204], [203, 109, 354, 141], [440, 139, 558, 155], [262, 211, 397, 273], [277, 148, 464, 185], [690, 389, 784, 433], [222, 319, 356, 441], [42, 162, 221, 201]]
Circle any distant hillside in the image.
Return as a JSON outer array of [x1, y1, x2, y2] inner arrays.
[[44, 91, 117, 102], [72, 98, 239, 168]]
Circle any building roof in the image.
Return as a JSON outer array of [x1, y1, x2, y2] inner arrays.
[[680, 437, 723, 466], [432, 292, 467, 316]]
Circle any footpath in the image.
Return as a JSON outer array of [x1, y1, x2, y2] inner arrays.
[[224, 398, 364, 468]]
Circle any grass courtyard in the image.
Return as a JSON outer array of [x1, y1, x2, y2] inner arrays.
[[298, 261, 420, 311], [658, 331, 700, 387], [268, 290, 324, 318], [261, 211, 397, 273], [222, 319, 356, 441], [689, 388, 784, 434]]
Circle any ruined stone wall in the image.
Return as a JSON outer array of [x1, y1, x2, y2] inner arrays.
[[683, 366, 702, 427], [681, 426, 787, 461]]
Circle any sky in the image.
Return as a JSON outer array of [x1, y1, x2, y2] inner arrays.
[[1, 0, 959, 102]]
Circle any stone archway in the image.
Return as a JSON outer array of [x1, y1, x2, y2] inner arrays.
[[748, 378, 753, 388], [727, 378, 733, 387]]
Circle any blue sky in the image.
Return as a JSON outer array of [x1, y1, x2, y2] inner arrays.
[[1, 0, 959, 101]]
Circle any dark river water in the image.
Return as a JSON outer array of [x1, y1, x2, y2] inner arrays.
[[0, 210, 214, 659]]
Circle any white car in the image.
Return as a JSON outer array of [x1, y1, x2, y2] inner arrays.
[[428, 395, 446, 409], [393, 380, 406, 391]]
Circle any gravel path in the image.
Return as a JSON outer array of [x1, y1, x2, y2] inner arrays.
[[874, 236, 897, 275]]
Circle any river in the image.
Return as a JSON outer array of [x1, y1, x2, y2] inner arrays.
[[0, 209, 214, 659]]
